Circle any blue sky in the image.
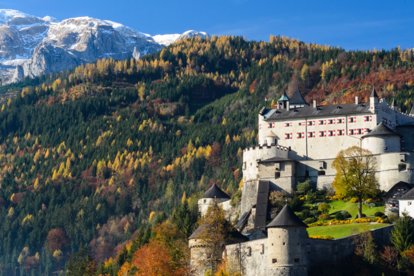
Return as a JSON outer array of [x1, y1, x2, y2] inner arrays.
[[1, 0, 414, 50]]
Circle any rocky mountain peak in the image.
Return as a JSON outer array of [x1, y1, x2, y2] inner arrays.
[[0, 9, 207, 84]]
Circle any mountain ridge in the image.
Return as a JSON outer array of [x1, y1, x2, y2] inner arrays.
[[0, 9, 207, 84]]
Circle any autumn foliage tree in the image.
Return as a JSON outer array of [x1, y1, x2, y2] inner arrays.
[[332, 146, 379, 218], [197, 202, 230, 273], [46, 228, 69, 253], [131, 240, 184, 276]]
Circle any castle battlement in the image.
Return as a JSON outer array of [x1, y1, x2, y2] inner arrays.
[[243, 144, 290, 153]]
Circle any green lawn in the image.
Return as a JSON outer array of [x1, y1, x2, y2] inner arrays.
[[307, 223, 389, 239], [328, 200, 384, 217]]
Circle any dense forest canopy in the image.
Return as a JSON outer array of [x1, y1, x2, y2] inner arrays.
[[1, 35, 414, 274]]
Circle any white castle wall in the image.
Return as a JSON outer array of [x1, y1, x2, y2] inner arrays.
[[259, 113, 378, 160], [362, 135, 401, 155], [375, 152, 414, 191], [242, 145, 290, 182], [198, 198, 231, 218]]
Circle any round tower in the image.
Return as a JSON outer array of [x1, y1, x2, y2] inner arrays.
[[266, 205, 309, 276], [188, 224, 214, 276], [198, 184, 230, 217], [362, 122, 401, 154]]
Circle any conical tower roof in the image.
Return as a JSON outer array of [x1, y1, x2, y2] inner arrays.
[[362, 122, 400, 138], [370, 87, 379, 98], [289, 87, 307, 105], [203, 183, 230, 199], [267, 205, 307, 228]]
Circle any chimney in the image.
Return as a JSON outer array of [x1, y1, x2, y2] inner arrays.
[[355, 96, 359, 105], [313, 100, 317, 108]]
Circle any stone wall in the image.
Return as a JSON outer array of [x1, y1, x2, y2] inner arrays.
[[225, 238, 268, 276], [242, 145, 290, 182], [309, 225, 393, 266], [258, 161, 296, 192], [221, 225, 393, 276]]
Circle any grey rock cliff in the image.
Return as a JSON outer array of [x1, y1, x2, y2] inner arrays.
[[0, 9, 207, 84]]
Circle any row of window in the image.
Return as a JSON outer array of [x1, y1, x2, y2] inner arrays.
[[271, 116, 373, 128], [284, 128, 369, 139]]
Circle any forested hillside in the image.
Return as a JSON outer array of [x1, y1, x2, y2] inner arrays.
[[1, 35, 414, 274]]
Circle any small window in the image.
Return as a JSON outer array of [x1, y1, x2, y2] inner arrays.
[[399, 163, 407, 172], [364, 116, 372, 122], [349, 129, 355, 135], [401, 154, 407, 162], [243, 162, 246, 170], [247, 247, 252, 256], [272, 258, 277, 263], [337, 118, 344, 124], [308, 121, 315, 126], [318, 170, 326, 176], [319, 131, 326, 137], [284, 133, 293, 139], [308, 132, 315, 138], [275, 172, 281, 178], [297, 132, 304, 139], [319, 120, 325, 125], [268, 123, 272, 128], [261, 244, 265, 254], [328, 130, 335, 137], [337, 129, 344, 136], [204, 199, 207, 203]]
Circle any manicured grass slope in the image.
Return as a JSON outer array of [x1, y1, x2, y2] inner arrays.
[[307, 223, 389, 239], [328, 200, 385, 217]]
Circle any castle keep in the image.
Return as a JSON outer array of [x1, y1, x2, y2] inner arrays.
[[189, 88, 412, 275]]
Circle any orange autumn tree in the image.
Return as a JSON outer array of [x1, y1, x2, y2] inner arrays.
[[116, 221, 189, 276], [131, 240, 183, 276]]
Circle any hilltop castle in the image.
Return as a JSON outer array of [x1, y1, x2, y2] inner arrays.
[[189, 88, 413, 275]]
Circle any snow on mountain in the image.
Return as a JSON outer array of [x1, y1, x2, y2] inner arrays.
[[179, 30, 208, 40], [153, 33, 181, 46], [0, 9, 207, 84], [153, 30, 208, 46]]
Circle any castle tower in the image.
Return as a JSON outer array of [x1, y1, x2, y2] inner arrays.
[[369, 87, 379, 112], [266, 205, 309, 276], [198, 183, 230, 217], [188, 224, 215, 276], [361, 122, 401, 154]]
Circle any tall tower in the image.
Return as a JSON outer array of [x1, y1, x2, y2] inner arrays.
[[369, 87, 379, 112], [266, 205, 309, 276]]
